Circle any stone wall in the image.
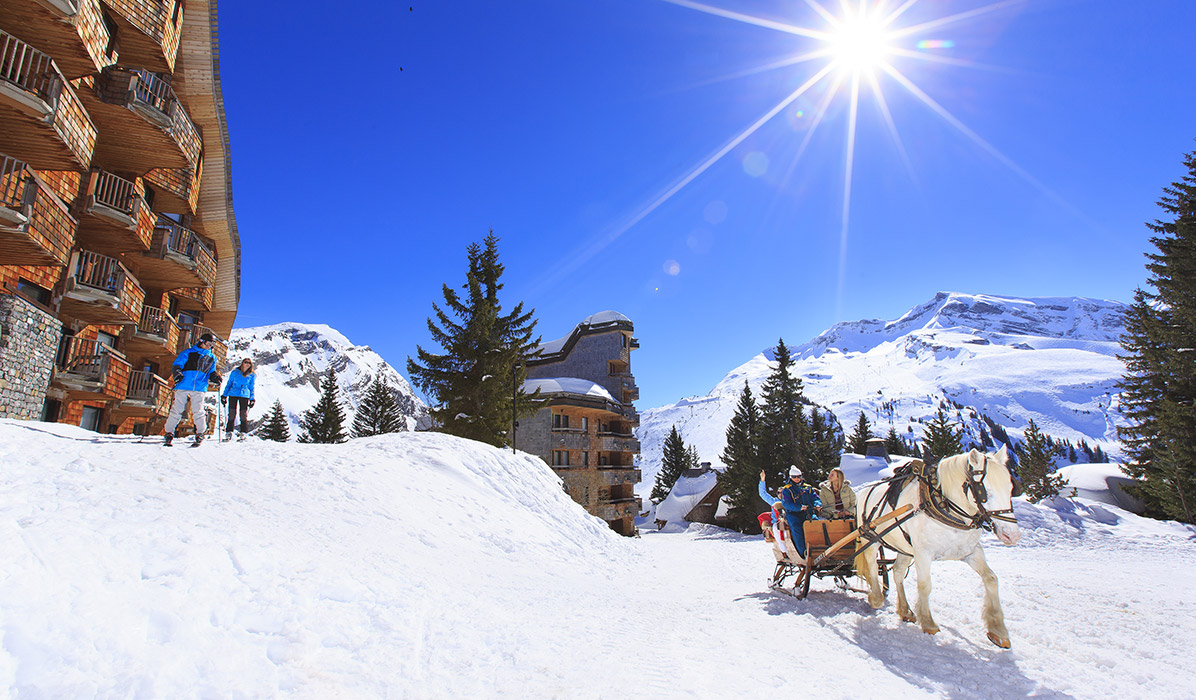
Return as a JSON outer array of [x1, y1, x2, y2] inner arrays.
[[0, 293, 61, 420], [527, 330, 629, 399]]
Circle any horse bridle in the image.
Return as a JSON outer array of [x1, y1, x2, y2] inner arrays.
[[953, 457, 1018, 532]]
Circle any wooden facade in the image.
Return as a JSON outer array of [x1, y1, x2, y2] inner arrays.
[[0, 0, 239, 434]]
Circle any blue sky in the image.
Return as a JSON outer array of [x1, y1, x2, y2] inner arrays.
[[219, 0, 1196, 410]]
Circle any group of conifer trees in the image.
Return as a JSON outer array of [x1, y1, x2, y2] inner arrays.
[[650, 425, 700, 505], [1118, 149, 1196, 524], [717, 340, 843, 532]]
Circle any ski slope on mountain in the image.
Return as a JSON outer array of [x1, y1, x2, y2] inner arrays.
[[2, 419, 1194, 698], [638, 293, 1128, 494]]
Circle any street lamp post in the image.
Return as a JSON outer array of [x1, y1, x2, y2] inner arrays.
[[511, 361, 520, 454]]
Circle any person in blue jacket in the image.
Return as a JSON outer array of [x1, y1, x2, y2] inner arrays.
[[221, 357, 256, 441], [778, 465, 822, 558], [163, 333, 221, 446]]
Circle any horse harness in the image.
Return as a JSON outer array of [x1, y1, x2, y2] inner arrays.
[[858, 458, 1019, 558]]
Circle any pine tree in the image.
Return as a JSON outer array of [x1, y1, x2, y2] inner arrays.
[[717, 381, 765, 532], [758, 339, 809, 483], [1118, 150, 1196, 523], [408, 232, 542, 447], [651, 425, 691, 504], [1014, 419, 1067, 503], [351, 376, 407, 438], [885, 426, 906, 456], [259, 399, 291, 442], [922, 406, 962, 463], [298, 367, 348, 444], [807, 407, 842, 481], [847, 411, 873, 455]]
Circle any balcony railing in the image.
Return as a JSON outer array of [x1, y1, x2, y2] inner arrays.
[[137, 305, 177, 339], [92, 170, 137, 215], [0, 31, 64, 108], [153, 217, 216, 285], [56, 336, 113, 380], [130, 69, 200, 164], [0, 153, 28, 211], [126, 369, 168, 404], [0, 152, 76, 266], [73, 249, 124, 295]]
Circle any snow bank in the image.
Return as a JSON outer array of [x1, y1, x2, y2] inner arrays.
[[0, 419, 627, 697]]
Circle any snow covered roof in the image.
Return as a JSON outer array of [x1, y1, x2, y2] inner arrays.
[[654, 470, 719, 524], [523, 377, 616, 402], [536, 311, 633, 356]]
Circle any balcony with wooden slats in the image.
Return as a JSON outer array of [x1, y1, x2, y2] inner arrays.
[[75, 169, 154, 254], [0, 153, 77, 266], [111, 368, 170, 420], [0, 0, 116, 79], [0, 30, 97, 171], [124, 303, 178, 359], [171, 284, 212, 312], [59, 248, 145, 325], [100, 0, 183, 74], [144, 158, 200, 215], [130, 217, 214, 290], [177, 322, 226, 371], [79, 66, 200, 174], [51, 335, 131, 402]]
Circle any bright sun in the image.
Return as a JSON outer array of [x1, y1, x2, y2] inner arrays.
[[827, 12, 892, 71]]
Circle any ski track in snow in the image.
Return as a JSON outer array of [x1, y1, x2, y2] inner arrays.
[[1, 420, 1193, 699]]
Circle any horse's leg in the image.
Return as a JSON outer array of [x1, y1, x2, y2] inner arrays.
[[913, 550, 939, 635], [892, 554, 916, 624], [964, 546, 1011, 648], [855, 543, 884, 609]]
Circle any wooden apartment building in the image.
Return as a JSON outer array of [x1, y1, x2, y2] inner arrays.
[[0, 0, 239, 433], [516, 311, 642, 536]]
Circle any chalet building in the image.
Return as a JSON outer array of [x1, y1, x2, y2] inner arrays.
[[0, 0, 239, 434], [515, 311, 642, 536], [653, 463, 728, 529]]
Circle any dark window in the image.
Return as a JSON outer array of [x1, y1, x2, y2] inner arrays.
[[167, 296, 179, 317], [96, 330, 118, 348], [553, 413, 569, 429], [16, 278, 51, 306], [581, 417, 588, 432], [40, 399, 61, 423], [101, 11, 118, 58], [142, 182, 155, 211], [582, 451, 589, 466], [552, 450, 569, 466], [79, 406, 102, 432]]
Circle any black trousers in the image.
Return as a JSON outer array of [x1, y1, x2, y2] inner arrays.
[[225, 396, 250, 433]]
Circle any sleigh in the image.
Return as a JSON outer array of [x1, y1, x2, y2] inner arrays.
[[767, 504, 912, 600]]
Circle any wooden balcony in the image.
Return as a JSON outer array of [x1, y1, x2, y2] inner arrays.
[[51, 335, 131, 402], [130, 217, 214, 290], [124, 303, 178, 359], [171, 284, 212, 312], [59, 248, 144, 325], [0, 0, 116, 79], [113, 368, 170, 418], [76, 169, 153, 254], [81, 66, 201, 174], [597, 433, 640, 455], [100, 0, 183, 74], [0, 30, 97, 170], [177, 323, 226, 369], [0, 152, 76, 266], [144, 159, 200, 215]]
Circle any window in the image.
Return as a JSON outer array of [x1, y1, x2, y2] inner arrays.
[[16, 279, 51, 306], [599, 453, 609, 466], [581, 416, 588, 433], [40, 399, 61, 423], [552, 450, 569, 466], [79, 406, 102, 432], [96, 330, 118, 348], [101, 11, 118, 59], [552, 413, 569, 429], [582, 451, 589, 466]]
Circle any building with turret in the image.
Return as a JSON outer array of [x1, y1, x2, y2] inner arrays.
[[515, 311, 642, 535], [0, 0, 239, 433]]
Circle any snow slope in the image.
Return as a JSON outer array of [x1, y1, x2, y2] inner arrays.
[[1, 420, 1194, 698], [227, 323, 429, 435], [638, 292, 1128, 495]]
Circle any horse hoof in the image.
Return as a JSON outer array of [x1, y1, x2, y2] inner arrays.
[[899, 612, 916, 624], [987, 632, 1011, 649], [922, 626, 939, 636]]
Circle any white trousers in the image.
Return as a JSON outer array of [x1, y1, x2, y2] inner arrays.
[[164, 389, 207, 435]]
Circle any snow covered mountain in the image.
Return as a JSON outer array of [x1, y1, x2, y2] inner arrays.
[[637, 292, 1129, 493], [227, 323, 429, 435]]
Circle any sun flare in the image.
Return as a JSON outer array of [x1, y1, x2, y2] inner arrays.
[[826, 10, 893, 72]]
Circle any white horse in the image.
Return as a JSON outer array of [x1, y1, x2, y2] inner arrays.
[[855, 446, 1022, 648]]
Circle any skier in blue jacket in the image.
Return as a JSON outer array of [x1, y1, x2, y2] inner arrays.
[[778, 465, 822, 558], [221, 357, 256, 441], [163, 333, 221, 446]]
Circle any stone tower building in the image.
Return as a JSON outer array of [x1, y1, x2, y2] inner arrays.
[[515, 311, 642, 535]]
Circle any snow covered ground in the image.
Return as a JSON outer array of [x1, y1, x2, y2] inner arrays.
[[2, 419, 1193, 699]]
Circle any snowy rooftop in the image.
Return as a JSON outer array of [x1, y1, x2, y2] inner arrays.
[[654, 470, 719, 524], [537, 310, 632, 355], [523, 377, 616, 402]]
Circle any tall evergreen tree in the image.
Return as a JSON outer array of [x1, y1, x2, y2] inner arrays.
[[922, 406, 962, 463], [259, 399, 291, 443], [847, 411, 874, 455], [651, 425, 692, 504], [298, 367, 348, 444], [351, 376, 407, 438], [1118, 150, 1196, 523], [884, 426, 906, 456], [718, 381, 765, 532], [807, 407, 842, 483], [758, 339, 809, 483], [1014, 419, 1066, 503], [407, 232, 542, 447]]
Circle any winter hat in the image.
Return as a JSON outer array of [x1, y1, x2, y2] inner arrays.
[[788, 465, 803, 478]]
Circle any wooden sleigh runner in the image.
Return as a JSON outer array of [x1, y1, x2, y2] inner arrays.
[[768, 504, 915, 600]]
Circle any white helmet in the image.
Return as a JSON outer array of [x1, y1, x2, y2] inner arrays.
[[788, 465, 802, 478]]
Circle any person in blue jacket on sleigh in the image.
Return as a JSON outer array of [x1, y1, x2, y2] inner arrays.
[[778, 465, 821, 558]]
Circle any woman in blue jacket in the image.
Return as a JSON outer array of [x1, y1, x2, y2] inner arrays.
[[221, 357, 256, 441]]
